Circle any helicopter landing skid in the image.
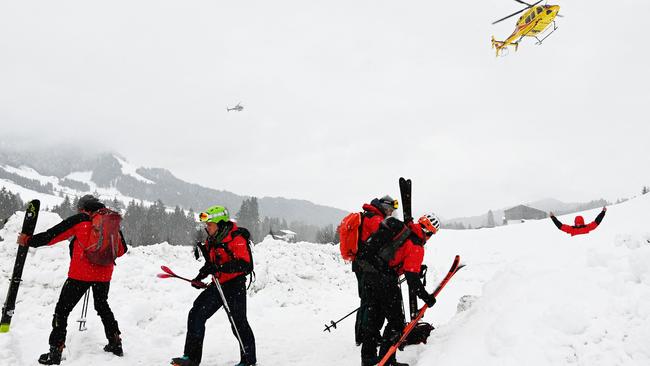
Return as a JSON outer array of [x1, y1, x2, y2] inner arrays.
[[535, 22, 558, 45]]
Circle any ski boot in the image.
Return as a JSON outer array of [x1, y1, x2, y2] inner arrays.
[[234, 362, 256, 366], [361, 356, 378, 366], [103, 332, 124, 356], [171, 356, 199, 366], [38, 345, 64, 365]]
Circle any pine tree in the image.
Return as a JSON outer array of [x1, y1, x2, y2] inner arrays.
[[0, 187, 24, 229], [236, 197, 261, 242], [52, 195, 75, 218], [316, 224, 336, 244]]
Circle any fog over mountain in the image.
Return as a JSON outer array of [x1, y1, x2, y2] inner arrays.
[[0, 144, 347, 227]]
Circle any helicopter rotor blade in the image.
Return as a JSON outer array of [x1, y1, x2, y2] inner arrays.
[[513, 0, 535, 7], [492, 0, 543, 25], [492, 8, 528, 24]]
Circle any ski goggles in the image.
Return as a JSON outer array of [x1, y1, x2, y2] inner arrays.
[[380, 199, 399, 210], [198, 211, 228, 222]]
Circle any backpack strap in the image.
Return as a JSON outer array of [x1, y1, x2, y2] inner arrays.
[[409, 232, 425, 246]]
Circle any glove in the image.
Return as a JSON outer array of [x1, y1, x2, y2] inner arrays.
[[190, 276, 207, 289], [198, 262, 219, 278], [423, 293, 436, 307], [16, 234, 32, 247]]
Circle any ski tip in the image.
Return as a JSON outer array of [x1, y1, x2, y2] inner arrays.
[[0, 323, 10, 333]]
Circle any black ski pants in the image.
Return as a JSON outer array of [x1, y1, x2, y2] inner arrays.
[[184, 276, 256, 365], [360, 272, 405, 366], [49, 278, 120, 347], [355, 270, 386, 347]]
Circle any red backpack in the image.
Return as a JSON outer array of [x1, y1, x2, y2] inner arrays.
[[338, 212, 364, 262], [84, 208, 123, 266]]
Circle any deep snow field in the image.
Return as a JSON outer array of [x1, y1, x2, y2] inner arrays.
[[1, 194, 649, 366]]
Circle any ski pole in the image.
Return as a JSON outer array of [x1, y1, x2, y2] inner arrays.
[[323, 276, 408, 332], [211, 275, 247, 357], [323, 306, 358, 332], [77, 288, 90, 331]]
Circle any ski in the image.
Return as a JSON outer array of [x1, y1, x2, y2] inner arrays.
[[398, 177, 412, 224], [399, 177, 418, 320], [1, 199, 40, 333], [377, 255, 465, 366]]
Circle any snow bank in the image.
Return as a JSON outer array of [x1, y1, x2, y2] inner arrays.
[[1, 196, 649, 365], [417, 195, 650, 366], [0, 212, 359, 365]]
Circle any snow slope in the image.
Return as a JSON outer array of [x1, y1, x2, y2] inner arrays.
[[421, 195, 650, 366], [1, 195, 649, 365], [0, 161, 155, 212]]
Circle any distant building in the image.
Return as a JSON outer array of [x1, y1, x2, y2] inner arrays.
[[503, 205, 547, 224], [269, 228, 297, 242]]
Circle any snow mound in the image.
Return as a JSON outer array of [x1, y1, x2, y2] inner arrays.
[[0, 212, 358, 365], [2, 196, 650, 365], [417, 195, 650, 366]]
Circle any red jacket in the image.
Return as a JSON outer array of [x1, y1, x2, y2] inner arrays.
[[551, 210, 606, 237], [207, 222, 252, 284], [29, 213, 127, 282], [389, 222, 426, 275]]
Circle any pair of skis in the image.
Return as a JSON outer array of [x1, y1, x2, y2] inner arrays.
[[377, 255, 465, 366], [399, 177, 419, 321]]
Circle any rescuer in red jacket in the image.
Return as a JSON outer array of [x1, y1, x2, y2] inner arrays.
[[358, 213, 440, 366], [550, 207, 607, 236], [171, 205, 256, 366], [17, 195, 127, 365], [353, 196, 398, 346]]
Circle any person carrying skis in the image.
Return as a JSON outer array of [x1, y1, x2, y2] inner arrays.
[[353, 196, 398, 346], [550, 206, 607, 236], [358, 213, 440, 366], [16, 194, 127, 365], [171, 205, 256, 366]]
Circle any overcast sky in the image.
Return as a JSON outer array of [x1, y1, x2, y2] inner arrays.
[[1, 0, 649, 218]]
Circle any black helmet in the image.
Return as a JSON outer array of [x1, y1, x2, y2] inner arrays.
[[372, 195, 398, 216], [77, 194, 104, 212]]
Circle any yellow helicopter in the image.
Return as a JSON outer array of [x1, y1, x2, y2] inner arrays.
[[491, 0, 561, 56]]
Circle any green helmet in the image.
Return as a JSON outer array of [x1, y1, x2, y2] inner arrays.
[[199, 205, 230, 224]]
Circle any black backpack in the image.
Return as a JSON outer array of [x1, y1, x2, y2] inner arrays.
[[356, 217, 411, 273]]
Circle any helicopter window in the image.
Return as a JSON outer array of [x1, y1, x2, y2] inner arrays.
[[525, 15, 531, 23], [537, 7, 543, 14], [546, 9, 552, 15]]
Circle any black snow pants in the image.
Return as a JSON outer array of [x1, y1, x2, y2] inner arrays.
[[355, 270, 386, 347], [360, 271, 405, 366], [184, 275, 256, 365], [49, 278, 121, 347]]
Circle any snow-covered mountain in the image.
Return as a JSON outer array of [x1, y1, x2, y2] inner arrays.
[[0, 147, 347, 227], [1, 191, 648, 365]]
